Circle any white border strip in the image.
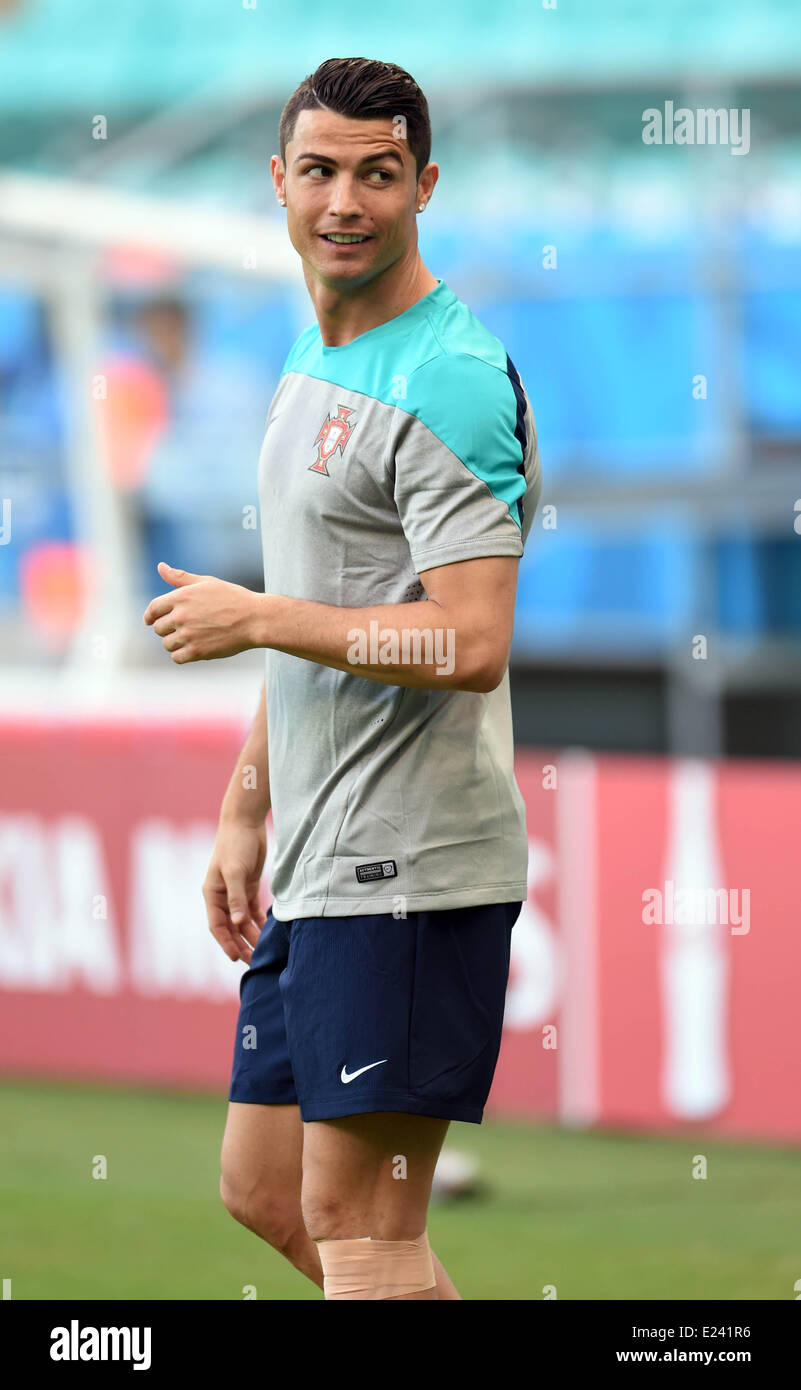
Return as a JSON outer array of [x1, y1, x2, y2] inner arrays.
[[556, 748, 600, 1125]]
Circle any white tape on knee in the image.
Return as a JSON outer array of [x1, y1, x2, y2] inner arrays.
[[316, 1228, 436, 1300]]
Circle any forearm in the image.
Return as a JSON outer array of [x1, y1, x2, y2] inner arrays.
[[249, 593, 493, 691], [219, 680, 270, 824]]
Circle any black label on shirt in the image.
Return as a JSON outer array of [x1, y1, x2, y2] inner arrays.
[[355, 860, 397, 883]]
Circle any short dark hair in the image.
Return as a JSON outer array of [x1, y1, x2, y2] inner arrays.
[[279, 57, 431, 178]]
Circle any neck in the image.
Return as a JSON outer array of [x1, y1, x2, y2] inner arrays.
[[304, 248, 439, 347]]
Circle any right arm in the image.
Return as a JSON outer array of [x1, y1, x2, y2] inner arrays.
[[202, 680, 270, 963]]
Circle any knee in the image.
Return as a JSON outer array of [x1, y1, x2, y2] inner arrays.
[[302, 1184, 423, 1242], [220, 1172, 300, 1253], [301, 1190, 362, 1243]]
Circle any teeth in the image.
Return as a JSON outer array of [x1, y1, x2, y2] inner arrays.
[[325, 233, 368, 243]]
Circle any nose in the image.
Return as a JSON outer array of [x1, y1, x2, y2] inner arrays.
[[328, 174, 363, 220]]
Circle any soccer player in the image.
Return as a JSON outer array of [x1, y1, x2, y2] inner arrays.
[[143, 57, 542, 1300]]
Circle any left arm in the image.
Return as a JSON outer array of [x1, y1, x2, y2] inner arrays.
[[143, 555, 519, 693]]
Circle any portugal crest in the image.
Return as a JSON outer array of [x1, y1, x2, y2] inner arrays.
[[309, 404, 356, 476]]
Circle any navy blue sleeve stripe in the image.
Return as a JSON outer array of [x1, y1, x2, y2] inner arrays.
[[505, 353, 528, 528]]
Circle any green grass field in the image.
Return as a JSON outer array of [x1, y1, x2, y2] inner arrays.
[[1, 1079, 798, 1300]]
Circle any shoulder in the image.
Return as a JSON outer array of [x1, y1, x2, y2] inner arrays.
[[402, 288, 524, 445], [401, 348, 525, 474], [407, 348, 518, 417]]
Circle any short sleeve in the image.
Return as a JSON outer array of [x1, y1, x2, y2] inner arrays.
[[390, 352, 527, 573]]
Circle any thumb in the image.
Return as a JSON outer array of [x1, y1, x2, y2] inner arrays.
[[158, 560, 201, 587]]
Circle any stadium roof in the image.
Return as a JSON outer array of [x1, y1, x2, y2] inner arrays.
[[0, 0, 799, 108]]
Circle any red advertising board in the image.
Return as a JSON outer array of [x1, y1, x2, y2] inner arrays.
[[1, 721, 799, 1142]]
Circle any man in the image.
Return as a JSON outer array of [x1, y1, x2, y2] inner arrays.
[[143, 56, 542, 1300]]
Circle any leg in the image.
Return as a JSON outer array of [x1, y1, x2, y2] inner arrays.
[[220, 1101, 322, 1285], [219, 1100, 462, 1298], [301, 1110, 456, 1301]]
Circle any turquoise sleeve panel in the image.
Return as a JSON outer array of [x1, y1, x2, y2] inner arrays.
[[402, 352, 526, 528]]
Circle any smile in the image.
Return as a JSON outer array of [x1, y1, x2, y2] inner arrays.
[[321, 233, 372, 243]]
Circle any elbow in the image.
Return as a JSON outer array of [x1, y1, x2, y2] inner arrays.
[[454, 650, 508, 694], [472, 659, 508, 693]]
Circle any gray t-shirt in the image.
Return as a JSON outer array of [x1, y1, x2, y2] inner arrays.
[[258, 279, 542, 919]]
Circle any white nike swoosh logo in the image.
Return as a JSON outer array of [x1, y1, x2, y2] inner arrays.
[[340, 1059, 388, 1084]]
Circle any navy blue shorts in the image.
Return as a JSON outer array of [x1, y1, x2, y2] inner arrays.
[[228, 900, 521, 1124]]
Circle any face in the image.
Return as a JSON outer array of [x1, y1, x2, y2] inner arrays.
[[272, 107, 437, 289]]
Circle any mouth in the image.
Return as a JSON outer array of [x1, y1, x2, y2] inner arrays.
[[319, 233, 373, 247]]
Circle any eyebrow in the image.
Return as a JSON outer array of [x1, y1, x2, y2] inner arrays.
[[294, 148, 405, 168]]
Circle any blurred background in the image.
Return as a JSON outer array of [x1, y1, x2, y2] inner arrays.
[[1, 0, 800, 1301]]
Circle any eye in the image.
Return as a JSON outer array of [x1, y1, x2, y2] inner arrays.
[[366, 169, 392, 182], [304, 165, 330, 178]]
